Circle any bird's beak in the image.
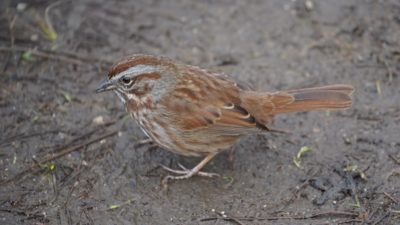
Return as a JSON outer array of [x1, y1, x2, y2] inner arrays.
[[96, 78, 115, 93]]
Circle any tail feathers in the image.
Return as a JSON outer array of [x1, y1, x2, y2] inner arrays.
[[240, 84, 354, 124], [273, 84, 354, 114]]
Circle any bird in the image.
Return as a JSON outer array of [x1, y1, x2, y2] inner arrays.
[[96, 54, 354, 183]]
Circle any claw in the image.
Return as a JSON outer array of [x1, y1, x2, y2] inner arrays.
[[160, 152, 219, 186]]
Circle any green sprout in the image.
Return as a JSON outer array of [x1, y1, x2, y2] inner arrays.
[[107, 198, 135, 210], [21, 51, 35, 61], [59, 90, 73, 102], [293, 146, 312, 168]]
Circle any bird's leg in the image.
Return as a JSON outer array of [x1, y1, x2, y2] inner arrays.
[[135, 138, 154, 147], [134, 138, 159, 153], [227, 146, 235, 170], [161, 152, 219, 185], [266, 126, 291, 134]]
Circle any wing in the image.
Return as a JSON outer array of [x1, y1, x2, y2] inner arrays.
[[160, 66, 267, 136]]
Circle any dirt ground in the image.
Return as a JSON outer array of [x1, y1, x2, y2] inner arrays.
[[1, 0, 400, 224]]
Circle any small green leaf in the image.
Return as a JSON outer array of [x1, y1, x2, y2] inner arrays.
[[348, 195, 361, 208], [325, 110, 331, 116], [293, 146, 312, 168], [37, 17, 58, 41], [34, 8, 58, 42], [297, 146, 312, 159], [46, 162, 56, 171], [293, 156, 302, 168], [108, 204, 119, 210], [344, 164, 358, 172], [107, 198, 134, 210], [59, 91, 73, 102], [21, 51, 35, 61], [376, 80, 381, 95], [31, 114, 40, 123], [222, 176, 234, 182]]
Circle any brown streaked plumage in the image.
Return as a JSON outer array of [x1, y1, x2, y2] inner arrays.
[[96, 54, 354, 184]]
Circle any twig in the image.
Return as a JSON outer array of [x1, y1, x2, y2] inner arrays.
[[383, 192, 399, 203], [37, 121, 116, 160], [371, 212, 390, 225], [0, 45, 113, 65], [215, 211, 246, 225], [0, 208, 45, 220], [0, 130, 117, 185], [379, 55, 394, 83], [275, 168, 319, 211], [9, 15, 18, 46], [0, 129, 60, 145], [39, 131, 117, 163], [200, 210, 361, 222], [0, 46, 82, 64], [3, 14, 18, 72], [389, 154, 400, 165], [337, 219, 363, 224]]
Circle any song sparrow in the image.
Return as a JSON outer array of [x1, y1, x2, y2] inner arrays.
[[96, 54, 353, 183]]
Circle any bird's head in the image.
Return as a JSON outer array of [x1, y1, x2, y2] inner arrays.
[[96, 54, 177, 103]]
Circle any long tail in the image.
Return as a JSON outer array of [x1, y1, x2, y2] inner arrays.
[[241, 84, 354, 123], [272, 84, 354, 114]]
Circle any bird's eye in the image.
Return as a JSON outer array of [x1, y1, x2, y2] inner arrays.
[[120, 77, 132, 85]]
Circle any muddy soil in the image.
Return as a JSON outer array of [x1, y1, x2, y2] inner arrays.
[[1, 0, 400, 224]]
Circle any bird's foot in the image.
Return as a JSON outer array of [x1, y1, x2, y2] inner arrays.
[[161, 163, 219, 185]]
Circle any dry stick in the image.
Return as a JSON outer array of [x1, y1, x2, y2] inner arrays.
[[216, 212, 246, 225], [55, 120, 117, 152], [202, 211, 247, 225], [388, 154, 400, 165], [200, 211, 360, 223], [378, 53, 394, 83], [383, 192, 399, 204], [337, 219, 363, 224], [1, 130, 117, 185], [39, 130, 117, 163], [0, 46, 113, 65], [39, 48, 113, 65], [0, 129, 60, 145], [371, 212, 390, 225], [275, 168, 319, 212], [0, 46, 82, 65]]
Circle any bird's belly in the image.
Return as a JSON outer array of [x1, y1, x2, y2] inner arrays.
[[131, 112, 239, 157], [130, 112, 188, 154], [134, 115, 174, 149]]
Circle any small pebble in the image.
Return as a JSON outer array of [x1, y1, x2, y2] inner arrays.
[[93, 116, 105, 125], [30, 34, 39, 41], [305, 0, 314, 10], [17, 3, 27, 11]]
